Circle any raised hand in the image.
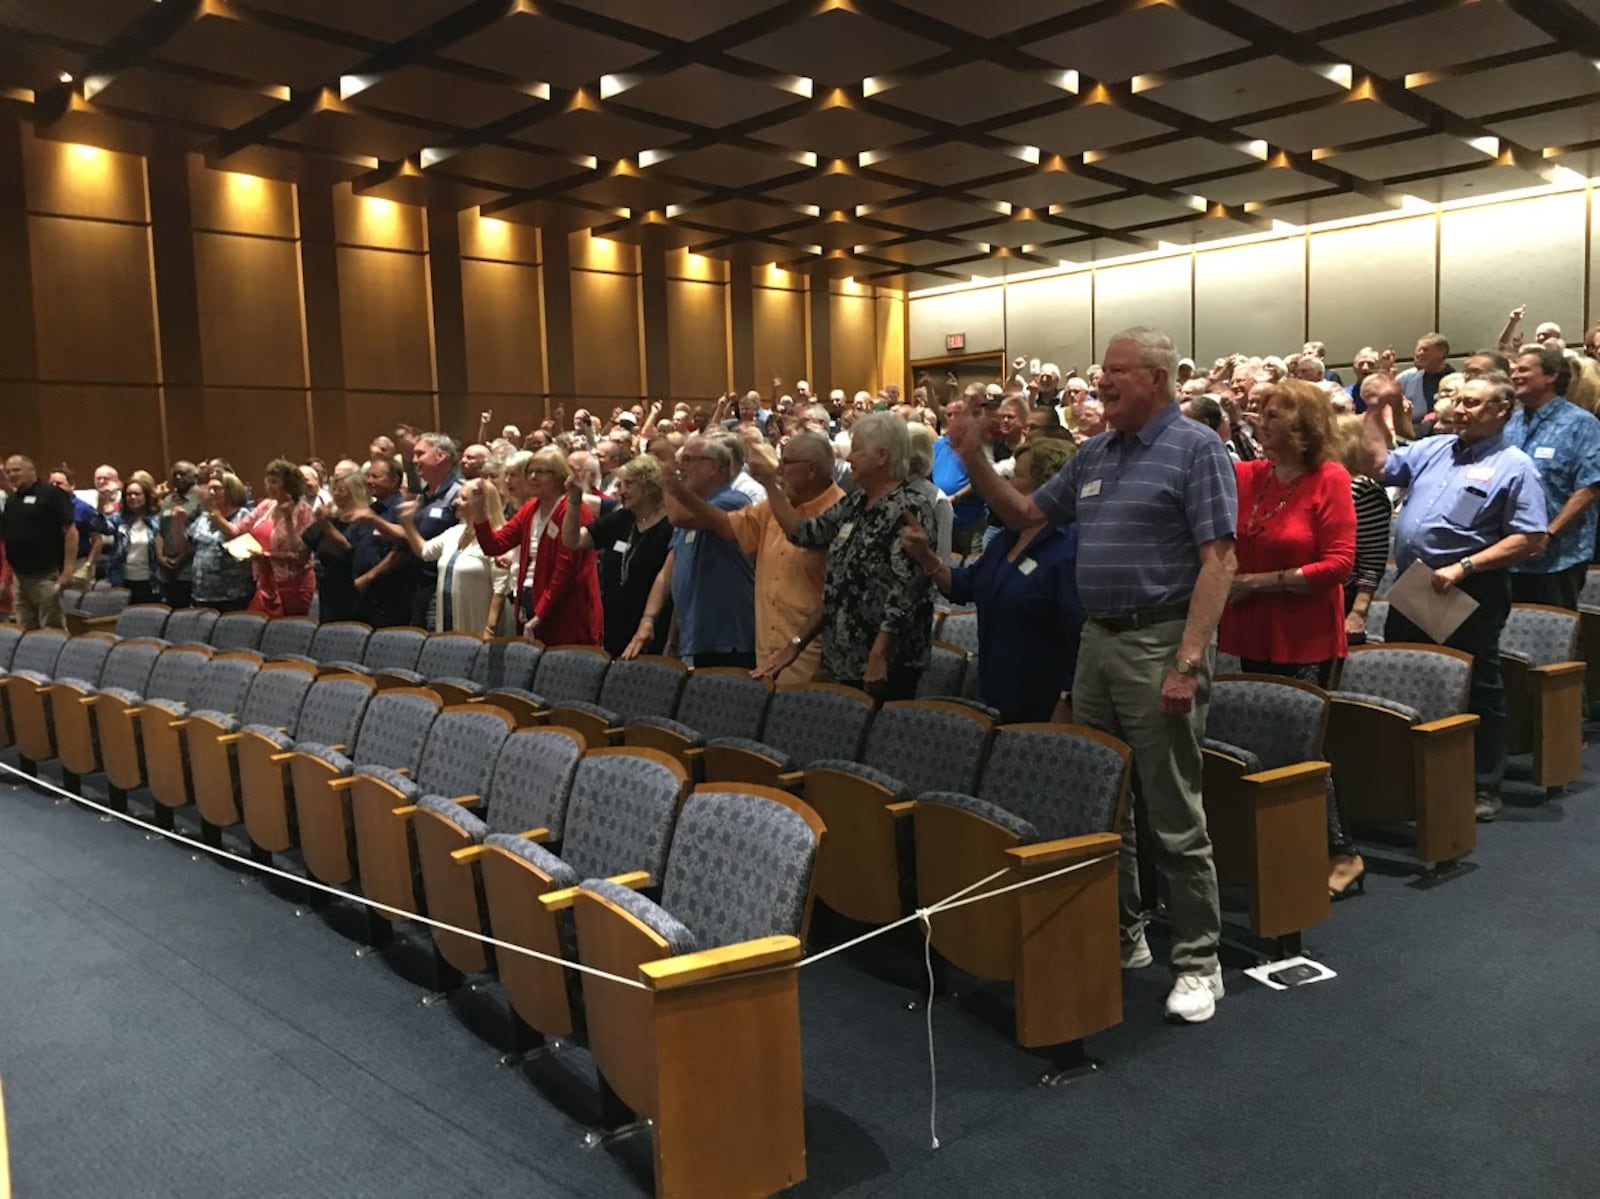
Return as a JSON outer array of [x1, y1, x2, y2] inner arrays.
[[899, 512, 936, 569], [565, 476, 585, 505]]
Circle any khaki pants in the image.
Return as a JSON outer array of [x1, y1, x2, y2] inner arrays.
[[15, 573, 65, 630], [67, 558, 94, 592], [1071, 617, 1220, 974]]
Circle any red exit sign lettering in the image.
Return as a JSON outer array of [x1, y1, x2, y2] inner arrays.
[[945, 333, 965, 352]]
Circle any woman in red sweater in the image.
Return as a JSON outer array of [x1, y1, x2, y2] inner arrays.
[[470, 448, 601, 647], [1220, 379, 1360, 898]]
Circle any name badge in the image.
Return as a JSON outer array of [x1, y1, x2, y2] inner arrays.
[[544, 521, 560, 539], [1017, 557, 1038, 577], [1534, 446, 1556, 460], [612, 539, 630, 554], [1464, 466, 1494, 482], [836, 521, 855, 543], [22, 495, 35, 505], [684, 530, 697, 545], [429, 506, 446, 519], [1081, 479, 1102, 498]]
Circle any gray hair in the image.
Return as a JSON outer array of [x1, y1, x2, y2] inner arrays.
[[906, 421, 935, 476], [1106, 326, 1180, 398], [786, 430, 834, 476], [415, 431, 459, 467], [691, 434, 736, 479], [706, 429, 746, 472], [850, 412, 910, 480]]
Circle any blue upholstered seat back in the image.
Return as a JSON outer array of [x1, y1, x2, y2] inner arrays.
[[210, 613, 267, 652], [485, 728, 585, 836], [308, 622, 370, 666], [415, 709, 511, 800], [189, 657, 259, 716], [862, 703, 990, 797], [595, 658, 686, 723], [164, 608, 218, 647], [115, 605, 171, 640], [1338, 647, 1470, 725], [294, 676, 375, 745], [1502, 606, 1580, 667], [560, 753, 681, 882], [1206, 678, 1325, 771], [413, 634, 482, 681], [674, 671, 769, 741], [472, 640, 540, 690], [144, 648, 213, 704], [258, 618, 316, 659], [761, 686, 875, 767], [363, 628, 426, 672], [97, 641, 164, 695], [10, 630, 67, 677], [348, 690, 439, 771], [531, 648, 609, 705], [238, 666, 315, 731], [976, 727, 1127, 841]]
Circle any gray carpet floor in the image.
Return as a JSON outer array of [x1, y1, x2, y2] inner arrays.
[[1, 745, 1597, 1198]]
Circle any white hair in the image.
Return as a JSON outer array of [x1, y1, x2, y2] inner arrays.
[[849, 412, 910, 479], [1105, 327, 1180, 398]]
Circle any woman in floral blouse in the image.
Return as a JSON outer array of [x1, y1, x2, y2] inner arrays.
[[241, 459, 316, 616], [751, 412, 935, 700]]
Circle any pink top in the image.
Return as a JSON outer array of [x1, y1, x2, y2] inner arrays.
[[245, 499, 314, 591]]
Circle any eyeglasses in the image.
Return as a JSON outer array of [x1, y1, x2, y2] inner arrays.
[[528, 467, 560, 477], [678, 455, 715, 464]]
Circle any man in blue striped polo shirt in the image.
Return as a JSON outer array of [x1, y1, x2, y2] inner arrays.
[[943, 325, 1238, 1024]]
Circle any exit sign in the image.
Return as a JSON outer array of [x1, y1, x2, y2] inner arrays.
[[945, 333, 965, 351]]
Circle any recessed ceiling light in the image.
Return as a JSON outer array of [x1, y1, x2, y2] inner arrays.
[[57, 72, 73, 84]]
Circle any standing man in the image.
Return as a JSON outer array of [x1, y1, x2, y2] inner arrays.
[[0, 455, 76, 628], [1361, 374, 1547, 822], [407, 432, 463, 628], [1504, 346, 1600, 610], [48, 466, 102, 592], [156, 461, 200, 609], [1397, 333, 1456, 423], [349, 458, 414, 628], [934, 386, 988, 557], [945, 326, 1237, 1025], [661, 430, 843, 683]]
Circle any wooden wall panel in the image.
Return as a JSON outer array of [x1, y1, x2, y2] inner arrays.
[[1194, 238, 1306, 365], [876, 292, 906, 396], [569, 230, 638, 273], [459, 210, 538, 265], [1004, 272, 1094, 377], [194, 232, 307, 388], [908, 285, 1003, 360], [339, 392, 437, 462], [29, 216, 159, 382], [336, 246, 435, 392], [753, 285, 806, 394], [332, 185, 425, 252], [1309, 216, 1434, 365], [166, 388, 313, 478], [187, 156, 296, 237], [830, 291, 877, 392], [1441, 192, 1586, 352], [666, 278, 729, 399], [462, 259, 544, 396], [1094, 256, 1192, 357], [39, 384, 163, 479], [571, 269, 643, 399], [22, 133, 147, 222]]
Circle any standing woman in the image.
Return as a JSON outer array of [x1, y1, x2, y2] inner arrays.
[[471, 448, 600, 646], [400, 478, 511, 639], [1334, 414, 1393, 647], [300, 468, 365, 623], [174, 471, 257, 613], [1219, 380, 1360, 899], [561, 452, 673, 657], [242, 459, 317, 616], [98, 473, 162, 604]]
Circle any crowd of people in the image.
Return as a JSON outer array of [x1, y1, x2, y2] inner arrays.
[[5, 306, 1600, 1027]]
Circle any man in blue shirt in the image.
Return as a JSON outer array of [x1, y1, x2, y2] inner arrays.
[[1504, 346, 1600, 610], [946, 325, 1238, 1026], [1396, 333, 1457, 422], [407, 432, 463, 628], [1363, 373, 1548, 821], [47, 466, 102, 592], [934, 387, 988, 556]]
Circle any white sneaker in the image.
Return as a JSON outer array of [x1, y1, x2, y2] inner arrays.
[[1164, 970, 1224, 1024], [1121, 928, 1153, 970]]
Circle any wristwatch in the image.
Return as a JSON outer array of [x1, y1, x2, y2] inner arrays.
[[1175, 656, 1196, 676], [790, 635, 805, 649], [1458, 556, 1476, 575]]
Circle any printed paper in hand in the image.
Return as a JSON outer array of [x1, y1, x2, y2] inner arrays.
[[1386, 559, 1478, 644], [222, 532, 264, 562]]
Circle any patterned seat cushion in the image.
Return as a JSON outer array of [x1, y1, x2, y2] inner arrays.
[[1204, 737, 1264, 773], [98, 686, 145, 706], [484, 832, 577, 887], [379, 668, 425, 685], [1337, 648, 1468, 724], [628, 715, 704, 746], [1207, 679, 1324, 771], [431, 675, 485, 697], [414, 709, 510, 798], [761, 689, 874, 766], [581, 878, 698, 956], [596, 660, 685, 723], [806, 758, 910, 797], [295, 742, 354, 774], [919, 790, 1037, 842], [1330, 690, 1422, 724], [706, 735, 795, 772], [57, 677, 98, 693], [674, 673, 769, 741], [418, 793, 490, 842], [144, 697, 189, 717], [561, 753, 682, 881], [241, 723, 295, 750], [1502, 607, 1579, 667], [321, 660, 372, 676], [489, 685, 547, 709], [8, 669, 50, 687], [551, 699, 619, 725], [189, 708, 239, 731], [863, 706, 989, 797], [487, 729, 584, 836], [356, 764, 421, 801]]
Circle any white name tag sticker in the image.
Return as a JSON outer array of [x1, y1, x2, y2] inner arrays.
[[1081, 479, 1102, 498], [1534, 446, 1556, 460], [22, 495, 35, 505], [429, 506, 446, 519], [1465, 466, 1494, 482], [1017, 557, 1038, 576], [612, 539, 630, 554], [544, 521, 560, 539], [836, 521, 855, 542], [684, 530, 697, 544]]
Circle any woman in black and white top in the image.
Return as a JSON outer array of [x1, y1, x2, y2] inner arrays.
[[98, 472, 161, 604], [561, 452, 673, 657], [1336, 415, 1394, 646]]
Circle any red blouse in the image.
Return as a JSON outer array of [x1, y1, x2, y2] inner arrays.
[[1220, 458, 1356, 665], [474, 496, 601, 646]]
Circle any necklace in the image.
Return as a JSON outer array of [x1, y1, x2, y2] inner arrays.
[[1244, 468, 1305, 537]]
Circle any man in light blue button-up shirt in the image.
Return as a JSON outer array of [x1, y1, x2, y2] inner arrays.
[[1505, 346, 1600, 610]]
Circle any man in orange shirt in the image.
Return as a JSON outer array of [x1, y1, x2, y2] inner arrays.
[[662, 430, 843, 683]]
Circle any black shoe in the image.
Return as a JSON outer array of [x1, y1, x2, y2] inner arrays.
[[1475, 791, 1502, 823]]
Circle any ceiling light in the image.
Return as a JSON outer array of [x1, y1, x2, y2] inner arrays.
[[665, 204, 686, 218], [1396, 194, 1434, 212], [419, 147, 449, 169], [799, 204, 820, 217], [57, 71, 72, 84], [862, 76, 889, 97], [1182, 194, 1207, 211], [792, 150, 817, 167], [82, 74, 112, 100], [1465, 136, 1500, 157], [1051, 70, 1079, 94], [857, 149, 884, 168], [599, 73, 641, 99], [1271, 219, 1302, 234], [518, 81, 551, 101], [1009, 145, 1041, 165], [339, 74, 381, 100], [777, 75, 813, 99], [1313, 63, 1354, 89], [638, 148, 671, 168], [1240, 140, 1269, 160]]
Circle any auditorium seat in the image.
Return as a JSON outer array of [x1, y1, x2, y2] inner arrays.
[[521, 644, 611, 713], [571, 785, 823, 1199], [144, 653, 263, 825], [431, 637, 541, 706], [914, 724, 1128, 1049], [257, 616, 317, 660], [374, 631, 481, 689], [701, 683, 875, 790], [915, 640, 970, 701], [546, 656, 687, 748], [164, 607, 219, 648], [7, 632, 113, 766], [208, 612, 268, 653], [624, 668, 772, 773], [935, 609, 979, 656], [240, 674, 377, 863], [453, 747, 687, 1037], [287, 687, 442, 887], [1201, 677, 1332, 948], [49, 638, 166, 786], [187, 661, 319, 841], [323, 626, 425, 678], [1579, 567, 1600, 709], [1215, 651, 1243, 675], [0, 627, 21, 672], [63, 586, 129, 635], [285, 620, 370, 670], [1376, 562, 1398, 598], [348, 704, 517, 932], [1500, 604, 1585, 792], [87, 601, 168, 640], [1364, 600, 1389, 643], [95, 645, 214, 805], [1326, 644, 1478, 870], [1, 630, 69, 750], [802, 699, 994, 925]]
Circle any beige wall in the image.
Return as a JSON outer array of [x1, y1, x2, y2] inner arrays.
[[0, 115, 905, 481], [908, 187, 1600, 373]]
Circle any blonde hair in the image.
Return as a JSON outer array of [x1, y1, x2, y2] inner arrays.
[[332, 469, 368, 510], [616, 452, 665, 507], [1566, 356, 1600, 413]]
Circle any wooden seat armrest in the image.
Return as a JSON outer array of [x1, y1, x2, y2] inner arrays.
[[683, 746, 704, 760], [776, 770, 804, 789], [168, 719, 191, 730], [34, 685, 51, 695], [327, 777, 357, 791], [640, 935, 802, 990], [78, 696, 99, 705], [1414, 713, 1480, 736], [539, 871, 652, 912], [1328, 697, 1411, 720], [1202, 746, 1251, 769], [269, 752, 297, 762], [1241, 759, 1329, 787], [1530, 661, 1585, 680], [517, 826, 552, 842], [450, 794, 482, 808], [393, 766, 411, 776], [121, 707, 144, 718], [1005, 831, 1122, 869], [82, 615, 119, 632], [887, 800, 915, 817], [217, 733, 245, 745], [449, 845, 488, 864]]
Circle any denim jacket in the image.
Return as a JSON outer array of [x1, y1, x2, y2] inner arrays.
[[95, 511, 163, 591]]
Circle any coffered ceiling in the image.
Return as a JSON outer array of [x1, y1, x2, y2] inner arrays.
[[3, 0, 1599, 288]]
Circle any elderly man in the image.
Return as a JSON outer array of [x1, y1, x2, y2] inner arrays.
[[1397, 333, 1456, 422], [1346, 347, 1381, 411], [0, 455, 76, 628], [1361, 373, 1547, 822], [662, 430, 843, 682], [460, 442, 490, 481], [1504, 346, 1600, 610], [1032, 363, 1063, 411], [596, 437, 630, 495], [945, 325, 1237, 1025], [349, 457, 413, 628], [47, 466, 102, 591], [93, 464, 121, 514], [396, 432, 463, 628], [934, 387, 987, 556], [156, 460, 200, 608], [630, 434, 756, 668], [1302, 340, 1342, 385]]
